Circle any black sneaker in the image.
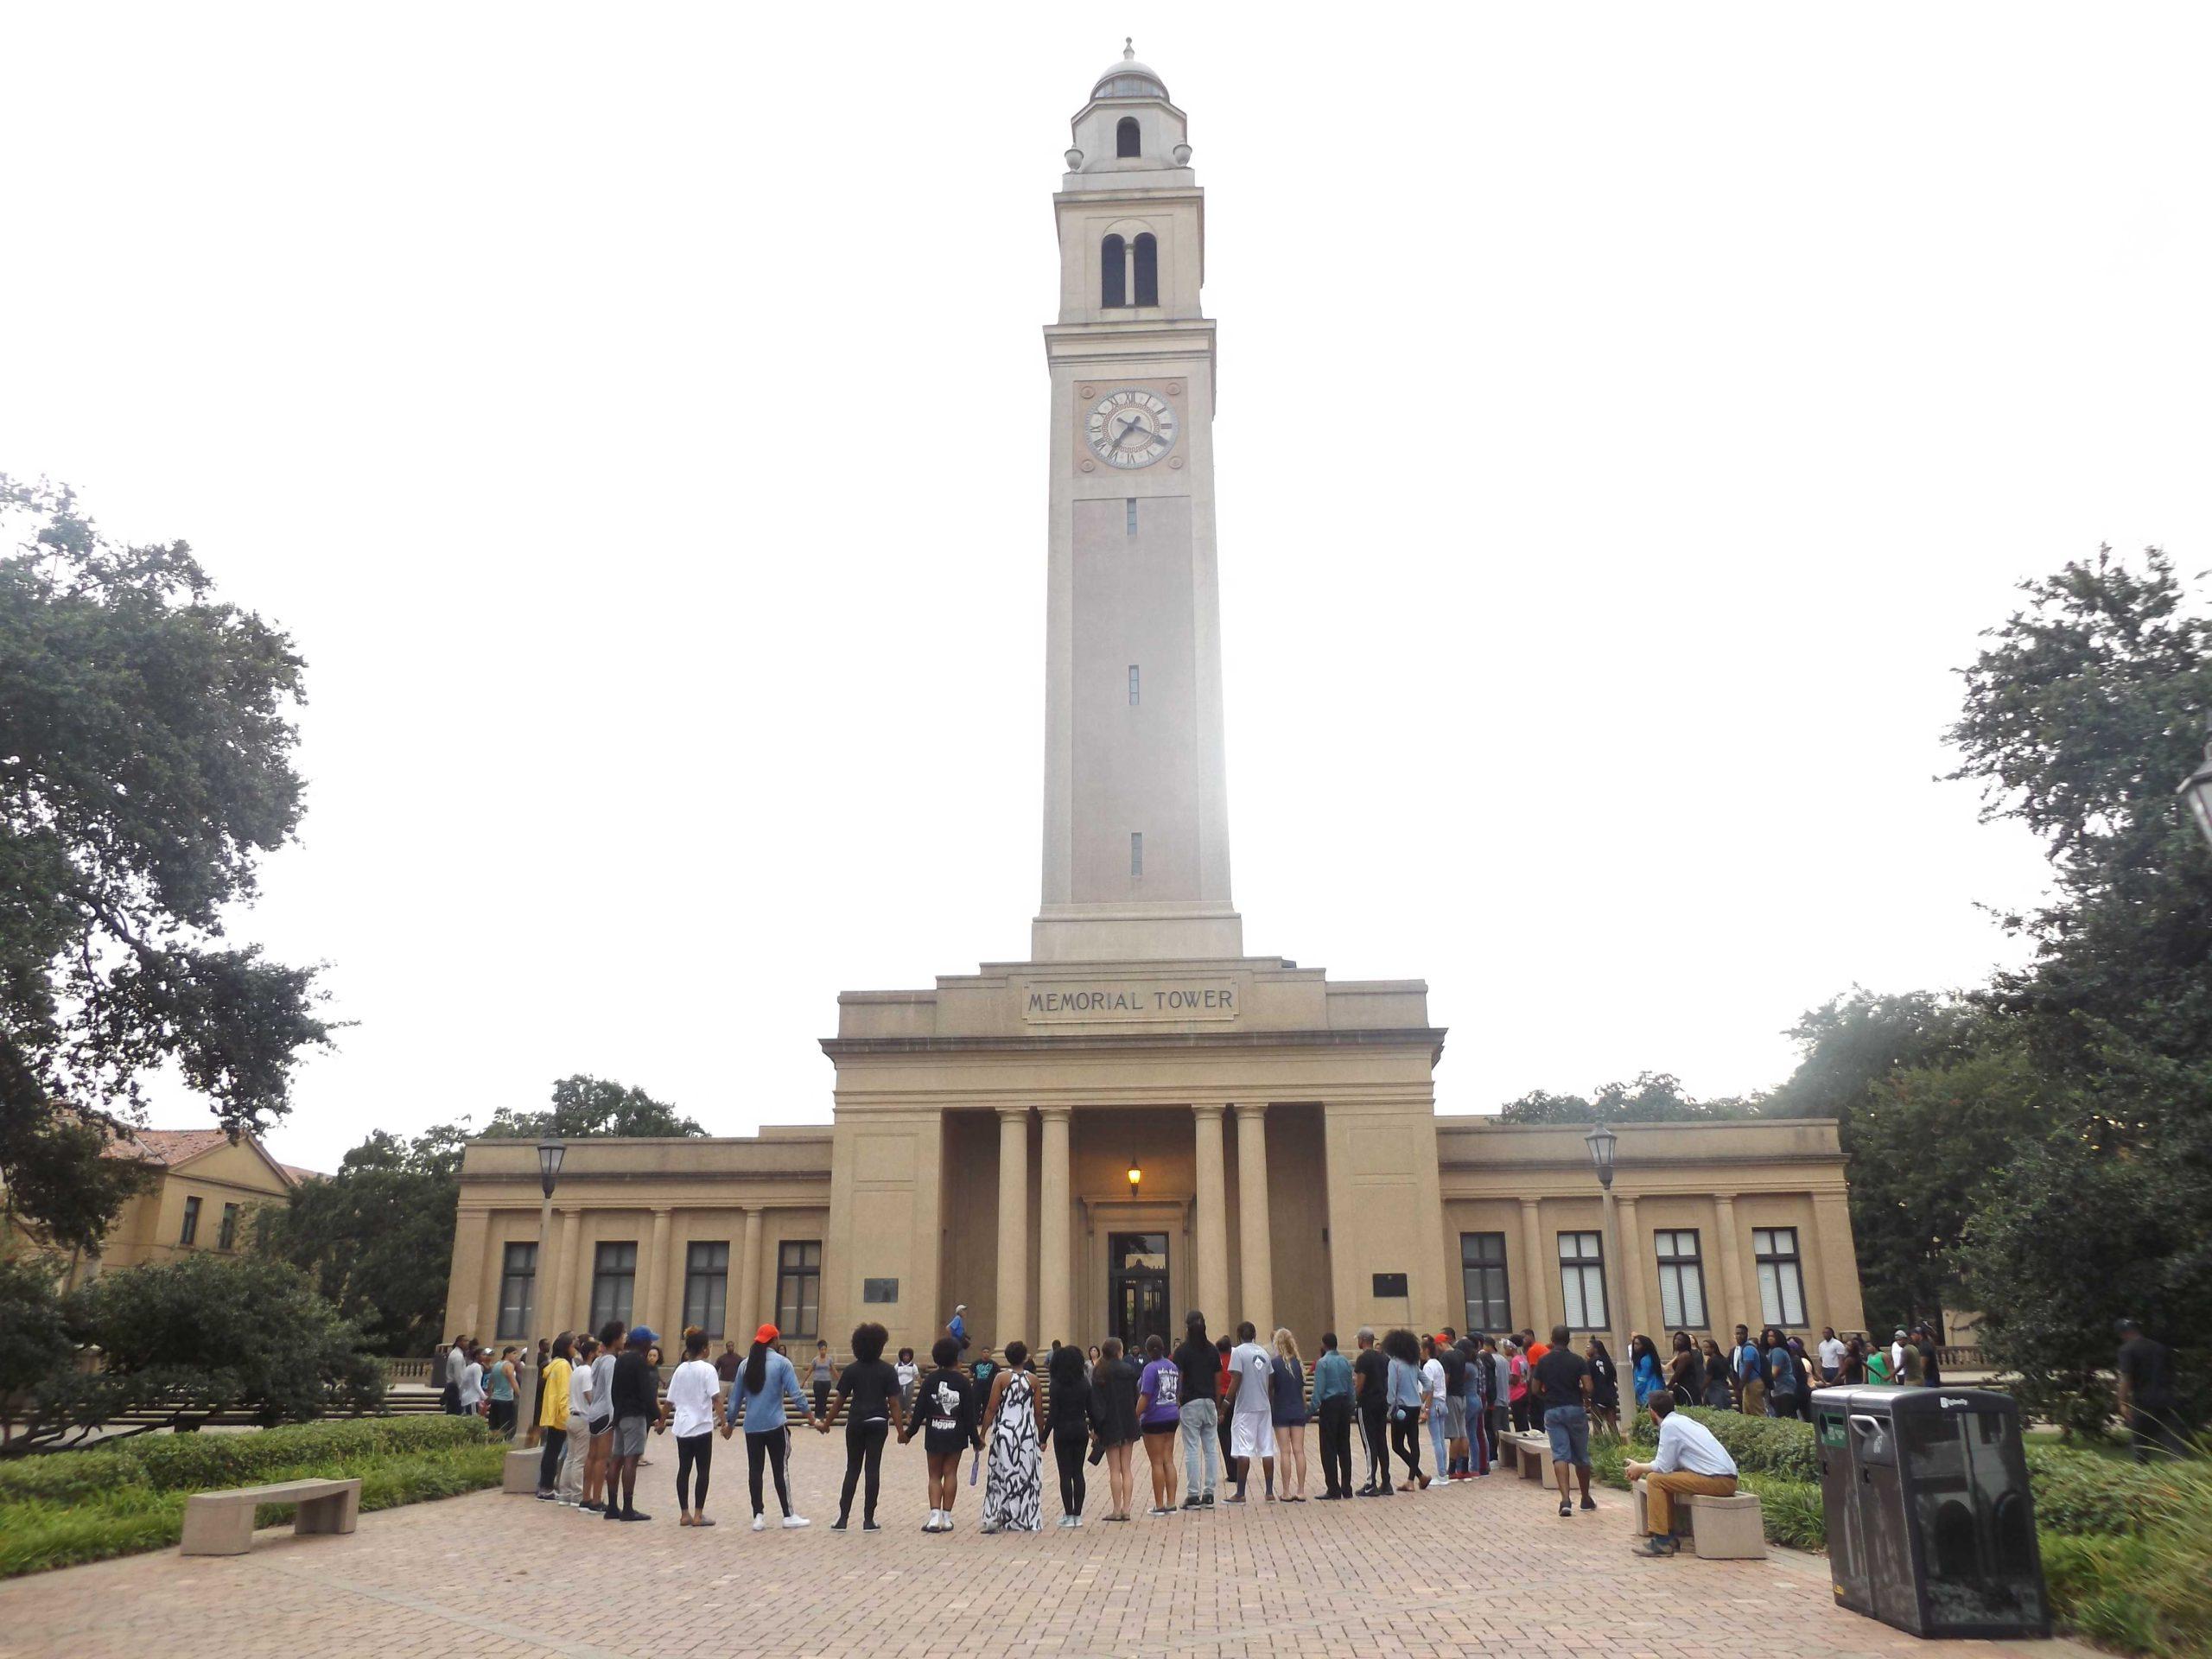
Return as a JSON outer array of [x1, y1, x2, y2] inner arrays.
[[1634, 1535, 1681, 1557], [1201, 1491, 1215, 1507], [831, 1517, 849, 1532], [861, 1520, 880, 1532], [579, 1501, 603, 1513], [535, 1491, 557, 1502], [621, 1509, 651, 1522], [603, 1504, 623, 1521], [1580, 1495, 1597, 1511], [1558, 1498, 1573, 1517], [1179, 1497, 1203, 1510]]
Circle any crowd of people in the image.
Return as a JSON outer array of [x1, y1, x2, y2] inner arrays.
[[426, 1308, 2044, 1547]]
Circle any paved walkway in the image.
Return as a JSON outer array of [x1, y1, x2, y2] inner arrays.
[[0, 1441, 2070, 1658]]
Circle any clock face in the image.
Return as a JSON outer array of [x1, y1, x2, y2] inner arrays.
[[1085, 388, 1178, 467]]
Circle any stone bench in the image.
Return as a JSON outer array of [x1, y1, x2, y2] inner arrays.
[[1631, 1478, 1764, 1559], [1505, 1431, 1551, 1482], [181, 1478, 360, 1557]]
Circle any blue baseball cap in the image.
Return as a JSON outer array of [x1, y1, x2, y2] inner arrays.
[[628, 1326, 659, 1349]]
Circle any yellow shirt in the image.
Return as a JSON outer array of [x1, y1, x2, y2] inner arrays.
[[539, 1357, 572, 1430]]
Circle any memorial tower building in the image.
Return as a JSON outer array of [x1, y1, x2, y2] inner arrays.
[[442, 48, 1865, 1375]]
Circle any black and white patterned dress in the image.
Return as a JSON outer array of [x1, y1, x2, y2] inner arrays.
[[982, 1370, 1042, 1533]]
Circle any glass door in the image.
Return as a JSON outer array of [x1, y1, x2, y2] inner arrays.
[[1109, 1232, 1170, 1351]]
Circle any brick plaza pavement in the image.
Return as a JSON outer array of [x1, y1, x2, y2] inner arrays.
[[0, 1437, 2075, 1659]]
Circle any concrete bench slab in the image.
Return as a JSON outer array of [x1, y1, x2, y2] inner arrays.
[[1631, 1478, 1764, 1560], [181, 1477, 360, 1557]]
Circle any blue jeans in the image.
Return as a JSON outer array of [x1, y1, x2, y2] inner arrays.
[[1427, 1404, 1450, 1473], [1179, 1399, 1219, 1497]]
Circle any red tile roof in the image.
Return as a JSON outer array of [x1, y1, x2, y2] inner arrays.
[[105, 1127, 233, 1166]]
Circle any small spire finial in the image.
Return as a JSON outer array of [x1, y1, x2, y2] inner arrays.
[[1123, 37, 1135, 60]]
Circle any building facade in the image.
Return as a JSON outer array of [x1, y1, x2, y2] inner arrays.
[[445, 48, 1865, 1360], [4, 1128, 306, 1293]]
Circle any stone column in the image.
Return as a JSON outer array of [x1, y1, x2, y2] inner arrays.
[[1613, 1193, 1642, 1344], [1192, 1103, 1231, 1325], [1811, 1192, 1865, 1334], [734, 1208, 764, 1339], [643, 1207, 672, 1335], [1234, 1103, 1273, 1336], [1038, 1107, 1074, 1345], [995, 1107, 1030, 1344], [448, 1207, 489, 1339], [551, 1208, 581, 1330], [1518, 1198, 1551, 1335], [1713, 1193, 1748, 1332]]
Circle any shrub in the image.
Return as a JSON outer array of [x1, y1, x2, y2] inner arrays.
[[1677, 1408, 1821, 1481], [0, 1414, 485, 1504]]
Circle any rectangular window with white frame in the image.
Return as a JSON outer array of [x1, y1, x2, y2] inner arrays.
[[1654, 1229, 1707, 1330], [1557, 1230, 1607, 1331], [590, 1241, 638, 1332], [1753, 1226, 1807, 1328], [1460, 1231, 1510, 1332], [497, 1242, 536, 1340], [776, 1240, 822, 1339], [683, 1241, 729, 1338]]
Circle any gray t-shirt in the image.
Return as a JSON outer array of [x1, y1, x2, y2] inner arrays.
[[1229, 1341, 1274, 1417], [589, 1351, 617, 1419]]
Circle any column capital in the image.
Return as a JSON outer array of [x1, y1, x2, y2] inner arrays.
[[1713, 1191, 1740, 1206], [1519, 1195, 1542, 1211], [1191, 1102, 1227, 1121], [995, 1103, 1033, 1122], [651, 1205, 673, 1217], [1231, 1101, 1268, 1121], [1037, 1103, 1074, 1123]]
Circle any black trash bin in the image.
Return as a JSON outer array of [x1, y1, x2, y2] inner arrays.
[[1815, 1385, 2049, 1640]]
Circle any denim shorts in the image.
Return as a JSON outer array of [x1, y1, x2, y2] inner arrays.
[[1544, 1404, 1590, 1468]]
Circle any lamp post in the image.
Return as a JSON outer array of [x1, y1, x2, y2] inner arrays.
[[2180, 731, 2212, 851], [516, 1136, 564, 1448], [1583, 1122, 1626, 1357]]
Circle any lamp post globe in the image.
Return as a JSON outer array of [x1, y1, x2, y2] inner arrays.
[[1583, 1122, 1618, 1191], [537, 1135, 566, 1199], [2181, 735, 2212, 852]]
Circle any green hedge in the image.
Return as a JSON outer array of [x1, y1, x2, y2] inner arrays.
[[0, 1417, 489, 1503], [0, 1419, 503, 1580]]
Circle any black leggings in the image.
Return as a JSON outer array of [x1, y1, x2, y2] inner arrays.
[[676, 1432, 712, 1510], [1389, 1408, 1424, 1483], [537, 1430, 565, 1492], [838, 1421, 889, 1523], [1358, 1404, 1389, 1487], [747, 1429, 794, 1516], [1053, 1423, 1088, 1516]]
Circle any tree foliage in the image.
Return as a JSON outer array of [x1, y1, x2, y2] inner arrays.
[[1497, 1071, 1756, 1125], [483, 1072, 702, 1140], [0, 477, 332, 1255], [1, 1253, 382, 1452], [253, 1123, 467, 1355]]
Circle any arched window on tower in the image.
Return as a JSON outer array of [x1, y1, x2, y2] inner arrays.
[[1116, 117, 1141, 159], [1101, 234, 1126, 308], [1133, 233, 1159, 307]]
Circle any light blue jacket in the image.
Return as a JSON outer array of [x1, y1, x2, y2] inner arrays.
[[727, 1349, 810, 1432]]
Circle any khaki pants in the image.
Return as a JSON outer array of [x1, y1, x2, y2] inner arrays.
[[559, 1418, 592, 1502], [1646, 1471, 1738, 1534]]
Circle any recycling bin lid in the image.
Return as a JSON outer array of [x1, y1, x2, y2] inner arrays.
[[1814, 1384, 2019, 1420]]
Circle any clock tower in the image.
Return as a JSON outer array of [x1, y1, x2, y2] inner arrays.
[[1033, 42, 1241, 963]]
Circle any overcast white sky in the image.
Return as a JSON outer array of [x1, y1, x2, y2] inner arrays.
[[5, 5, 2208, 1173]]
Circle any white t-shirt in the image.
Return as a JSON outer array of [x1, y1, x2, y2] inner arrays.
[[460, 1361, 484, 1409], [568, 1358, 595, 1419], [895, 1359, 918, 1394], [1421, 1357, 1446, 1404], [1817, 1338, 1847, 1372], [1229, 1341, 1274, 1417], [667, 1358, 721, 1438]]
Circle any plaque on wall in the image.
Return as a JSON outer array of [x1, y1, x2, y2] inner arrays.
[[1371, 1272, 1408, 1298], [862, 1278, 899, 1304]]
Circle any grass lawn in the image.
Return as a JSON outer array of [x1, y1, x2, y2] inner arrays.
[[0, 1416, 505, 1580]]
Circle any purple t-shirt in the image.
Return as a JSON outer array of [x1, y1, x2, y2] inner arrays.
[[1138, 1357, 1181, 1427]]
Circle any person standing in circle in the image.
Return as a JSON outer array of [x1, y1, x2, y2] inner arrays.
[[723, 1323, 811, 1531], [487, 1345, 518, 1438], [1311, 1332, 1355, 1498], [1224, 1321, 1276, 1503], [1352, 1326, 1392, 1496], [817, 1320, 904, 1532], [1090, 1337, 1141, 1522], [668, 1330, 722, 1528], [980, 1339, 1044, 1534], [902, 1335, 977, 1533], [810, 1339, 838, 1420], [1584, 1336, 1621, 1438], [1269, 1328, 1309, 1501], [1135, 1333, 1182, 1516], [1046, 1340, 1093, 1526], [1173, 1313, 1222, 1510], [1535, 1323, 1595, 1518]]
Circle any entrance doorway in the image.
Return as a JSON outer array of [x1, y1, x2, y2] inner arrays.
[[1109, 1232, 1170, 1352]]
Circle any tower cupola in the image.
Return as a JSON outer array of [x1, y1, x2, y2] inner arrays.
[[1064, 40, 1192, 192]]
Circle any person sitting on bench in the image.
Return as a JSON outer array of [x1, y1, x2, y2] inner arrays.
[[1623, 1393, 1738, 1557]]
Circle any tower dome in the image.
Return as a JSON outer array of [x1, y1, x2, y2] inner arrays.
[[1092, 38, 1168, 103]]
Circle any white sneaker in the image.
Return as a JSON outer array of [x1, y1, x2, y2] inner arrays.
[[1071, 1515, 1084, 1528], [782, 1515, 810, 1529], [751, 1514, 766, 1532]]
